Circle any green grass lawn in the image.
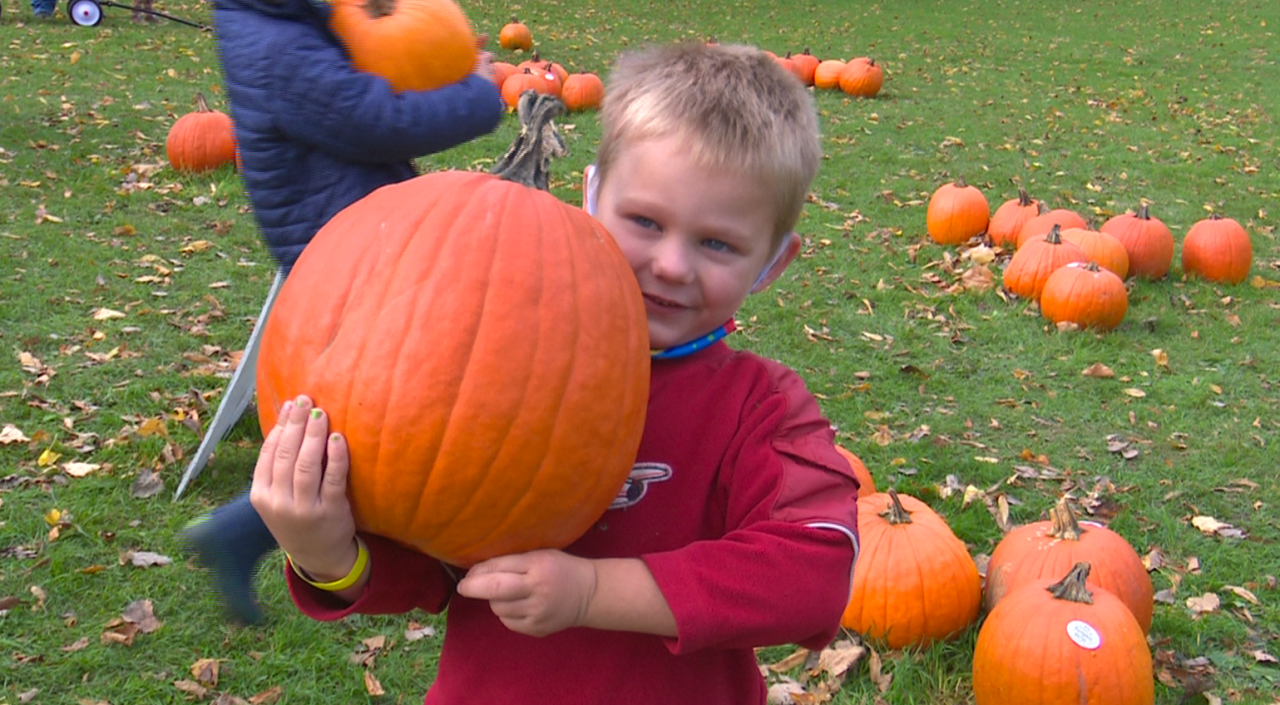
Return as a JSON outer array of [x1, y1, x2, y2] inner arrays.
[[2, 0, 1278, 703]]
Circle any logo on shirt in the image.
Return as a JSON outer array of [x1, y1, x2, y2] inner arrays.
[[609, 462, 672, 510]]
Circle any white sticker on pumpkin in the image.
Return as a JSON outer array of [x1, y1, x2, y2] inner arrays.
[[1066, 620, 1102, 650]]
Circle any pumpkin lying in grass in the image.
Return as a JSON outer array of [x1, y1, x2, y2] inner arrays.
[[330, 0, 478, 92], [1002, 224, 1088, 301], [926, 177, 989, 246], [1039, 262, 1129, 332], [988, 188, 1039, 248], [835, 445, 876, 496], [984, 498, 1152, 632], [841, 489, 981, 649], [972, 563, 1154, 705], [498, 16, 533, 52], [166, 92, 235, 174], [1182, 213, 1253, 284], [1100, 203, 1173, 280], [255, 94, 649, 568]]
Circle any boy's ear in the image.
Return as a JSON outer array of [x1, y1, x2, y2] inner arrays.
[[749, 232, 802, 294]]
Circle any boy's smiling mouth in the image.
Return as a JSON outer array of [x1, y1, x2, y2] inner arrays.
[[644, 293, 686, 309]]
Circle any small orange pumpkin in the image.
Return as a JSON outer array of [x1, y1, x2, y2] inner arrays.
[[834, 445, 876, 496], [1059, 226, 1130, 279], [841, 489, 982, 649], [489, 61, 518, 90], [501, 68, 553, 109], [926, 177, 990, 246], [330, 0, 477, 93], [1181, 213, 1253, 284], [498, 16, 533, 52], [1099, 203, 1174, 279], [814, 59, 846, 89], [560, 72, 605, 112], [987, 188, 1040, 248], [838, 57, 884, 97], [984, 499, 1152, 630], [255, 94, 649, 568], [973, 563, 1155, 705], [790, 48, 821, 86], [1039, 262, 1129, 331], [166, 92, 236, 174], [1003, 224, 1088, 301], [1015, 203, 1088, 249]]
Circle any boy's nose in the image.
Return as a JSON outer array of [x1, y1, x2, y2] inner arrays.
[[650, 238, 694, 283]]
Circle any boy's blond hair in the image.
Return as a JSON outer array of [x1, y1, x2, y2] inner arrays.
[[595, 42, 822, 241]]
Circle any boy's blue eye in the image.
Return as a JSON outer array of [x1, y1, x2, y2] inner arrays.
[[631, 215, 659, 230], [702, 239, 733, 253]]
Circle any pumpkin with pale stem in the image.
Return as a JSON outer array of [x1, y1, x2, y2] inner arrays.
[[501, 69, 553, 108], [1059, 226, 1130, 279], [926, 177, 990, 245], [1015, 203, 1088, 249], [841, 489, 981, 649], [988, 188, 1040, 248], [972, 563, 1155, 705], [330, 0, 477, 93], [1039, 262, 1129, 331], [838, 57, 884, 97], [984, 500, 1152, 631], [1003, 225, 1088, 301], [1181, 213, 1253, 284], [255, 94, 649, 568], [1100, 204, 1174, 279], [166, 93, 235, 174], [498, 16, 533, 52]]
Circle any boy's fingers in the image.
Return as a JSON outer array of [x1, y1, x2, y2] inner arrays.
[[271, 395, 314, 498], [291, 406, 332, 503], [252, 401, 292, 491], [319, 431, 350, 503]]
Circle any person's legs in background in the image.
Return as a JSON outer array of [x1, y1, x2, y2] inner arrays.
[[183, 490, 279, 624]]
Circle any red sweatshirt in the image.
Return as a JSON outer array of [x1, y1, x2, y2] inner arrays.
[[290, 341, 861, 704]]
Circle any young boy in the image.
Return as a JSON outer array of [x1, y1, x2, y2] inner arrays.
[[250, 42, 860, 704], [183, 0, 504, 624]]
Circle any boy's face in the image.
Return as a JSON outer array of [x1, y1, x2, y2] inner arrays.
[[596, 135, 799, 350]]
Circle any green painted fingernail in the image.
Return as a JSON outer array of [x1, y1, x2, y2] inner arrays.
[[311, 409, 322, 419]]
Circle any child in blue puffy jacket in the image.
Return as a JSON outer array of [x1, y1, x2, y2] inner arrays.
[[185, 0, 504, 624]]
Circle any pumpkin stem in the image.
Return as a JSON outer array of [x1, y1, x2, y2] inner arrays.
[[1048, 498, 1085, 541], [879, 488, 913, 525], [1043, 223, 1063, 244], [1036, 201, 1050, 216], [1136, 202, 1150, 220], [490, 92, 567, 192], [1017, 187, 1032, 206], [361, 0, 397, 19], [194, 92, 212, 113], [1046, 562, 1094, 604], [956, 176, 968, 189]]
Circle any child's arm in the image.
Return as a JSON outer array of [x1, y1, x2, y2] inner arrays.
[[457, 551, 677, 638], [269, 33, 504, 164]]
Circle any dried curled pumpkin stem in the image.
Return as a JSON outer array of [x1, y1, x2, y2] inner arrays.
[[1016, 187, 1032, 206], [490, 91, 567, 192], [1046, 562, 1094, 604], [194, 92, 212, 112], [361, 0, 397, 19], [1048, 498, 1085, 541], [879, 488, 913, 525]]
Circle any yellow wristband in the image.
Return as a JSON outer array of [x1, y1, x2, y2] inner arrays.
[[287, 537, 369, 592]]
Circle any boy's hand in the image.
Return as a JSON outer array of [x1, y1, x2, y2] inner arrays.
[[473, 51, 495, 83], [250, 395, 359, 583], [457, 549, 596, 637]]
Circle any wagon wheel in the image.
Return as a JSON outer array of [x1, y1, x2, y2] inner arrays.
[[67, 0, 104, 26]]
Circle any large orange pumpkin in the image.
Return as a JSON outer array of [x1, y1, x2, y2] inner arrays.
[[498, 16, 533, 52], [330, 0, 477, 92], [813, 60, 846, 90], [790, 48, 821, 86], [841, 489, 982, 649], [838, 57, 884, 97], [1039, 262, 1129, 332], [1003, 225, 1088, 301], [560, 72, 605, 112], [1100, 204, 1174, 279], [1015, 203, 1088, 249], [987, 188, 1040, 248], [984, 499, 1152, 631], [166, 93, 236, 174], [972, 563, 1155, 705], [255, 94, 650, 568], [1059, 226, 1130, 280], [1181, 213, 1253, 284], [926, 177, 990, 246]]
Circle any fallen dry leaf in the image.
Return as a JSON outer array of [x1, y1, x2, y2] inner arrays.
[[249, 685, 284, 705], [0, 424, 30, 444], [1186, 593, 1221, 615], [124, 550, 173, 568], [191, 658, 221, 685], [62, 462, 101, 478], [812, 640, 866, 679], [173, 680, 209, 699], [1191, 515, 1247, 539], [91, 308, 126, 321], [363, 670, 385, 696], [767, 647, 811, 673], [1122, 387, 1147, 398], [1081, 362, 1115, 378], [1222, 585, 1259, 604], [122, 599, 162, 633], [404, 621, 437, 641]]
